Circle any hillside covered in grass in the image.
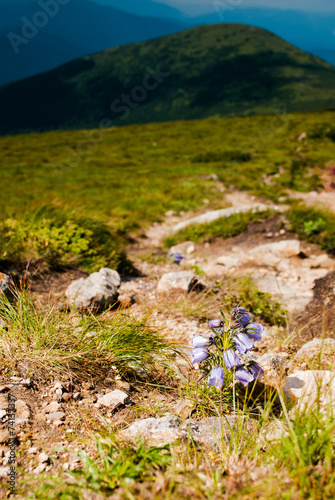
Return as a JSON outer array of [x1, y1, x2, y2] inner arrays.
[[1, 24, 335, 134], [1, 109, 335, 271]]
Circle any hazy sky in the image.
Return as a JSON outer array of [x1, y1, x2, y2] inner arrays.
[[155, 0, 335, 15]]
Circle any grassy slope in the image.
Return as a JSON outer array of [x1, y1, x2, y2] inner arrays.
[[1, 24, 335, 134], [1, 109, 335, 269]]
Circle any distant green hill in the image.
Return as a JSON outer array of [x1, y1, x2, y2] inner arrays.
[[1, 23, 335, 135]]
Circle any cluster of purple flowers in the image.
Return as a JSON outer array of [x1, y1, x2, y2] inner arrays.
[[168, 251, 185, 265], [190, 306, 264, 390]]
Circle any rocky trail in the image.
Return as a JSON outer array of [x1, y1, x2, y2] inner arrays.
[[1, 189, 335, 496]]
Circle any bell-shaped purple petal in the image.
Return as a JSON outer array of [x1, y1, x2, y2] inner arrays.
[[235, 368, 254, 387], [191, 347, 208, 365], [231, 307, 250, 326], [208, 319, 223, 329], [245, 323, 263, 341], [234, 333, 255, 354], [208, 366, 225, 390], [173, 253, 184, 264], [223, 349, 242, 370], [192, 335, 211, 348], [249, 362, 264, 379]]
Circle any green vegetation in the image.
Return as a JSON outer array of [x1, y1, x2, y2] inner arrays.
[[288, 205, 335, 254], [31, 438, 171, 499], [0, 291, 179, 381], [21, 403, 335, 499], [2, 24, 335, 134], [1, 109, 335, 269], [165, 210, 272, 246]]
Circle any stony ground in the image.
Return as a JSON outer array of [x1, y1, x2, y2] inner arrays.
[[1, 189, 335, 498]]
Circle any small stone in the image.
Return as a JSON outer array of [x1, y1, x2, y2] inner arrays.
[[0, 467, 9, 478], [28, 447, 38, 455], [62, 393, 71, 402], [16, 400, 30, 420], [284, 370, 335, 413], [34, 463, 47, 474], [73, 392, 81, 400], [38, 452, 49, 464], [157, 271, 203, 293], [116, 381, 131, 392], [266, 232, 274, 238], [97, 390, 130, 410], [82, 382, 94, 391], [47, 412, 65, 421], [0, 410, 6, 419], [295, 339, 335, 359], [43, 402, 60, 414], [50, 382, 63, 393]]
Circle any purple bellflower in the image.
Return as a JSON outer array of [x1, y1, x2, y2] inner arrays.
[[208, 319, 224, 329], [192, 335, 212, 348], [209, 367, 224, 390], [234, 332, 255, 355], [173, 253, 184, 264], [231, 306, 250, 326], [191, 347, 209, 365], [235, 368, 255, 387], [249, 362, 264, 379], [245, 323, 263, 341], [223, 349, 242, 370]]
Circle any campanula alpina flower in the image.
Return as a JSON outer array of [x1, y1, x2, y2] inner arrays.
[[208, 319, 224, 329], [191, 347, 209, 365], [249, 362, 264, 379], [231, 306, 250, 326], [192, 335, 212, 348], [208, 366, 224, 390], [173, 253, 184, 264], [223, 349, 242, 369], [245, 323, 263, 341], [234, 332, 255, 354], [235, 368, 254, 387]]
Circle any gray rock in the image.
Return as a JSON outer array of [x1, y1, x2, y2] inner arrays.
[[120, 415, 181, 446], [295, 339, 335, 359], [172, 204, 283, 233], [157, 271, 202, 293], [97, 390, 130, 410], [284, 370, 335, 413], [66, 268, 121, 311], [0, 272, 13, 302], [169, 241, 196, 256], [247, 240, 301, 264], [120, 415, 253, 449]]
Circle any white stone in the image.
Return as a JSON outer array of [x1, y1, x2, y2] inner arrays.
[[216, 256, 240, 268], [284, 370, 335, 413], [97, 390, 130, 410], [43, 401, 60, 414], [66, 268, 121, 311], [295, 339, 335, 359], [38, 452, 49, 464], [157, 271, 200, 293]]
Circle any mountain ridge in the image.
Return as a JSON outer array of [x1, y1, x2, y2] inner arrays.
[[1, 23, 335, 135]]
